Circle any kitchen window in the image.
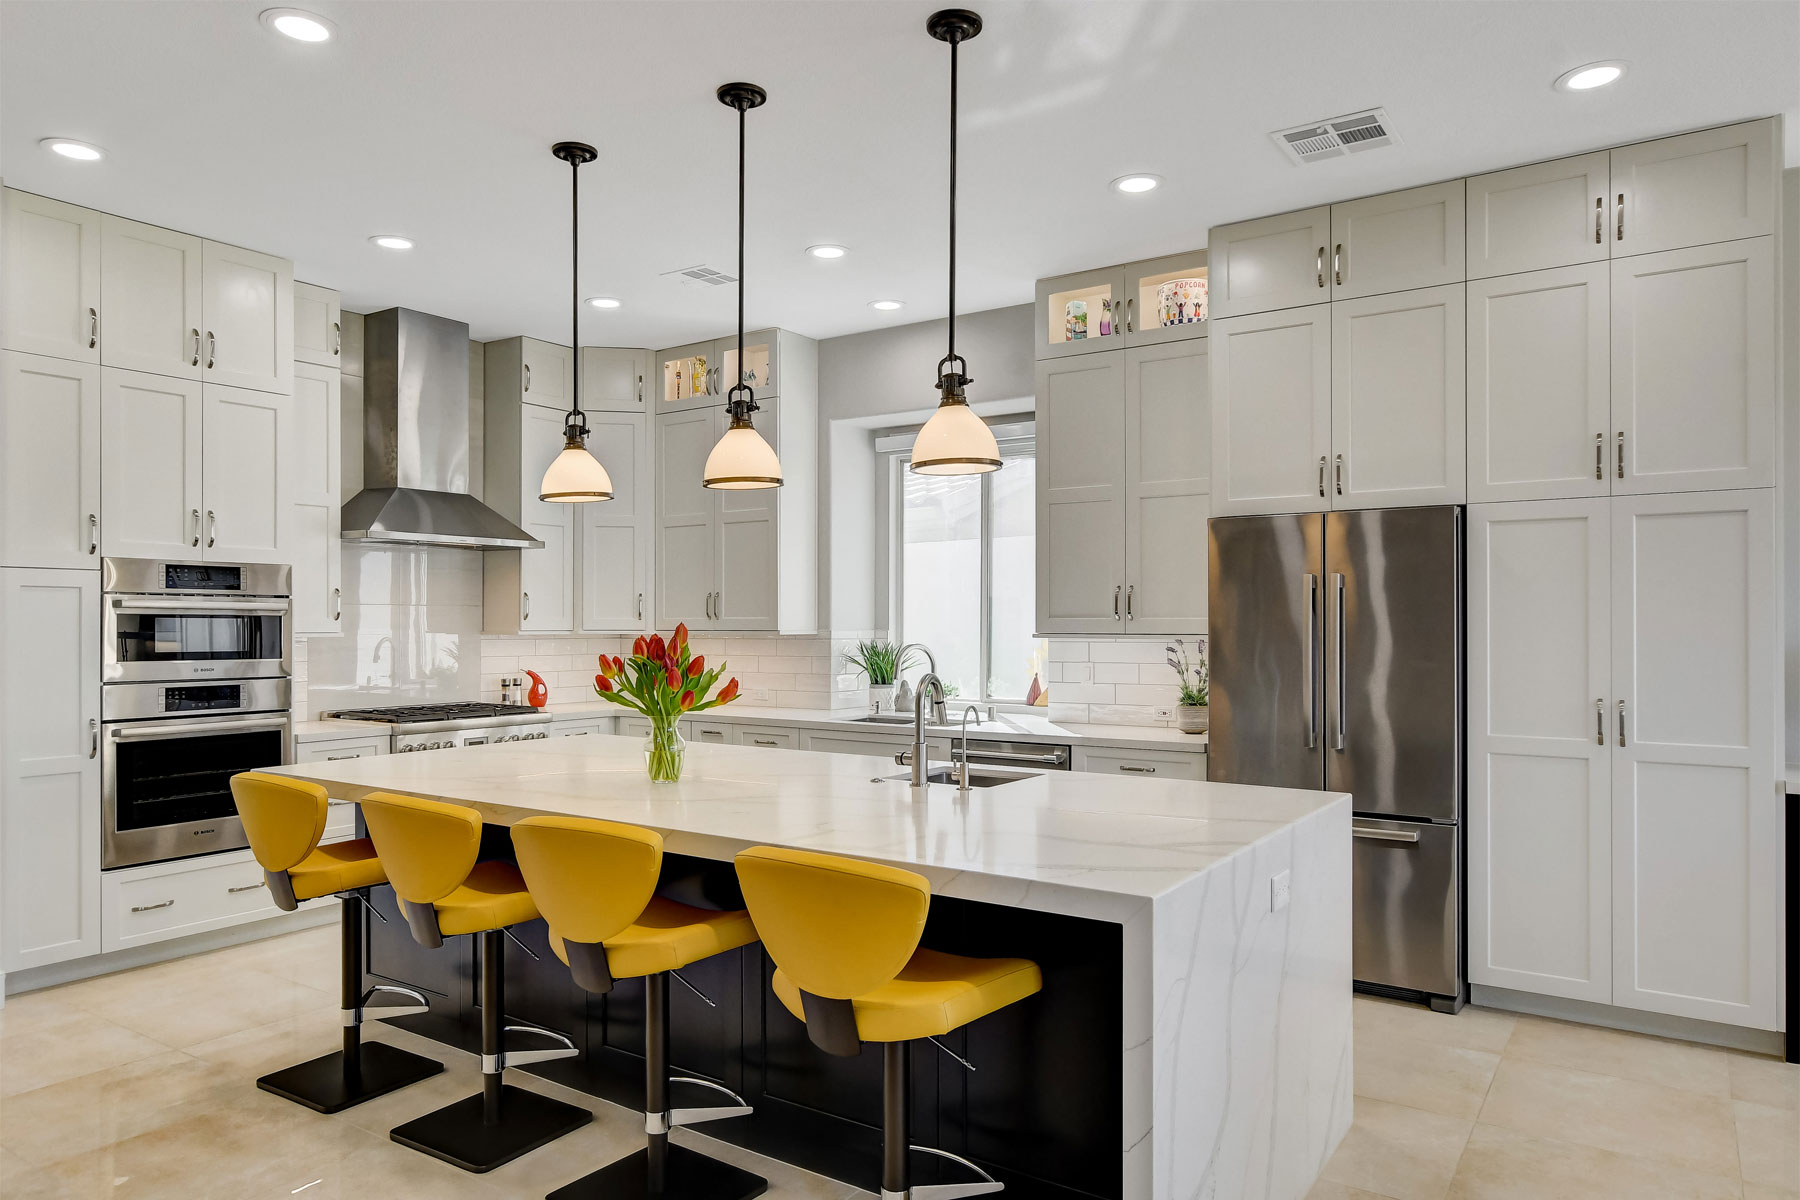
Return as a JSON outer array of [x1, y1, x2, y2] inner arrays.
[[881, 422, 1046, 704]]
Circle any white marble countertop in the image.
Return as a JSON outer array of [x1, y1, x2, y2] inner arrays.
[[270, 735, 1334, 919]]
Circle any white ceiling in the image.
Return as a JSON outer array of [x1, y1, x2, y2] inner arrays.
[[4, 1, 1796, 347]]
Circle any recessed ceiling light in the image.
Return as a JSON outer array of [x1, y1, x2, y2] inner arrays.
[[260, 7, 334, 42], [586, 296, 622, 309], [40, 138, 104, 162], [1555, 61, 1626, 91], [369, 234, 414, 251], [806, 244, 848, 260], [1110, 174, 1163, 194], [868, 300, 905, 311]]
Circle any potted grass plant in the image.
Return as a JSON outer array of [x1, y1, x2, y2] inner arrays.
[[1167, 638, 1209, 734], [843, 640, 919, 713], [593, 623, 739, 782]]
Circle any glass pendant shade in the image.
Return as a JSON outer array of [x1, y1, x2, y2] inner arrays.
[[539, 438, 613, 501], [911, 395, 1001, 475], [702, 418, 783, 489]]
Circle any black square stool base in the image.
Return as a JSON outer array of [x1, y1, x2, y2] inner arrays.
[[547, 1143, 769, 1200], [390, 1084, 593, 1173], [256, 1041, 444, 1114]]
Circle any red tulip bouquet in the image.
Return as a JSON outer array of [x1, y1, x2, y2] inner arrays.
[[594, 623, 739, 782]]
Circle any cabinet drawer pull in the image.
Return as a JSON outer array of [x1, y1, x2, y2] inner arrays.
[[1333, 243, 1343, 286], [751, 737, 778, 747], [191, 328, 202, 366], [205, 330, 215, 370], [1118, 763, 1156, 774], [1616, 193, 1624, 241], [1316, 246, 1325, 288], [1595, 699, 1604, 746], [89, 308, 98, 349], [88, 512, 97, 554], [523, 362, 531, 392], [1594, 197, 1603, 244], [332, 321, 341, 355], [325, 753, 361, 761], [227, 883, 264, 894], [131, 900, 175, 913]]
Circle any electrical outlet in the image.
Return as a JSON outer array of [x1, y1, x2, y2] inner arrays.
[[1154, 706, 1176, 722], [1269, 870, 1291, 913], [748, 685, 773, 704]]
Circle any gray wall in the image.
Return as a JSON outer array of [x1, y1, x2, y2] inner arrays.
[[1784, 167, 1798, 770]]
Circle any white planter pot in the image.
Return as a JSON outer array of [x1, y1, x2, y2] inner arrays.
[[1177, 705, 1209, 734]]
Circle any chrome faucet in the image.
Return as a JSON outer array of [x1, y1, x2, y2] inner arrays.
[[956, 705, 981, 792], [897, 642, 937, 681], [909, 672, 949, 787]]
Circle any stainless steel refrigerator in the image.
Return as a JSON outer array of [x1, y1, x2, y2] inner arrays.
[[1208, 506, 1464, 1012]]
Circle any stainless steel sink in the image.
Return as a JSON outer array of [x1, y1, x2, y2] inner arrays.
[[881, 766, 1036, 788], [850, 714, 918, 725]]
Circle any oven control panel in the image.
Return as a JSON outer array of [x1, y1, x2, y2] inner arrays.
[[163, 684, 244, 713], [164, 563, 244, 591]]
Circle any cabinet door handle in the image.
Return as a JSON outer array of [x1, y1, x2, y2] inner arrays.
[[523, 362, 531, 392], [88, 308, 98, 349], [714, 591, 722, 619], [1112, 585, 1121, 620], [332, 321, 341, 355], [331, 587, 341, 622], [88, 513, 97, 554], [1616, 193, 1624, 241], [1316, 246, 1325, 288], [637, 374, 644, 407], [1618, 700, 1626, 747], [206, 510, 216, 548], [1124, 296, 1134, 334], [205, 331, 215, 370], [1318, 455, 1327, 498], [1118, 763, 1156, 774], [191, 508, 201, 548], [522, 592, 531, 622], [1595, 699, 1605, 745], [227, 883, 264, 894], [636, 592, 643, 621], [1334, 243, 1343, 286], [89, 717, 98, 759], [1334, 453, 1344, 496], [191, 328, 201, 366], [1616, 431, 1625, 480], [1595, 433, 1603, 480], [1594, 197, 1603, 244], [1126, 584, 1134, 619], [130, 900, 175, 913]]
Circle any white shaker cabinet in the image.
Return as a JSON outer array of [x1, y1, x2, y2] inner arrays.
[[1610, 238, 1775, 494], [288, 362, 342, 635], [580, 411, 650, 632], [1465, 152, 1610, 278], [1467, 500, 1612, 1003], [1035, 354, 1126, 634], [488, 336, 575, 411], [2, 190, 101, 364], [715, 404, 780, 630], [580, 347, 650, 413], [1328, 180, 1464, 300], [1209, 305, 1332, 517], [293, 282, 343, 368], [1207, 207, 1332, 319], [100, 369, 204, 560], [1329, 284, 1465, 509], [1609, 489, 1777, 1028], [0, 351, 101, 569], [201, 384, 289, 564], [1610, 118, 1777, 257], [1122, 341, 1209, 633], [656, 406, 720, 629], [1, 568, 102, 972], [484, 401, 575, 633], [200, 242, 293, 395], [1467, 264, 1610, 502], [99, 216, 204, 379]]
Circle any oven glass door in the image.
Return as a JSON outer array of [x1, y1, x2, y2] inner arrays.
[[103, 715, 286, 867], [105, 597, 287, 681]]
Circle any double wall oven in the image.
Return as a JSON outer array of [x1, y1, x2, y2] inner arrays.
[[101, 559, 292, 869]]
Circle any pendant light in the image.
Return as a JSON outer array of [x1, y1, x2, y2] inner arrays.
[[538, 140, 614, 502], [703, 83, 783, 490], [911, 9, 1000, 476]]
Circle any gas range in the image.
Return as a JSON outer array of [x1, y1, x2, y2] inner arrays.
[[323, 702, 553, 753]]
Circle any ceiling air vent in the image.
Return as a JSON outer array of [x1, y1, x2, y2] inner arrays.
[[661, 264, 738, 287], [1271, 109, 1398, 165]]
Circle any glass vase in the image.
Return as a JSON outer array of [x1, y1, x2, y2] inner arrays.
[[643, 720, 686, 783]]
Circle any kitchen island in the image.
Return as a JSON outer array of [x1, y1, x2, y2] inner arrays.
[[270, 735, 1352, 1200]]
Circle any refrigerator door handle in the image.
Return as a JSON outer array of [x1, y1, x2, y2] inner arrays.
[[1333, 572, 1347, 751], [1304, 572, 1319, 749]]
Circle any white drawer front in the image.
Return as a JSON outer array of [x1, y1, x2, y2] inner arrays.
[[554, 718, 612, 738], [103, 852, 288, 951], [1076, 748, 1206, 780], [322, 798, 357, 845], [295, 736, 389, 763]]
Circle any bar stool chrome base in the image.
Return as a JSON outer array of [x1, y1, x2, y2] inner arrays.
[[547, 1141, 768, 1200], [392, 1082, 593, 1174], [258, 1040, 444, 1114]]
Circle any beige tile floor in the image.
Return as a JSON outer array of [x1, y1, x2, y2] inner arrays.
[[0, 924, 1794, 1199]]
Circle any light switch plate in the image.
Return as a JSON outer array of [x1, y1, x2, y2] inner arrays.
[[1270, 870, 1291, 913], [748, 685, 773, 704]]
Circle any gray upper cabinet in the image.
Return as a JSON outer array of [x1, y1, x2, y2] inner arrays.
[[1466, 152, 1610, 279], [579, 346, 650, 413], [1036, 354, 1127, 633], [1122, 252, 1210, 349], [1122, 340, 1210, 633], [293, 282, 342, 368], [100, 216, 204, 379], [1610, 118, 1777, 257], [1035, 267, 1127, 359], [488, 336, 575, 412], [1328, 180, 1464, 300], [656, 339, 725, 411], [1, 190, 101, 364], [1207, 206, 1332, 319]]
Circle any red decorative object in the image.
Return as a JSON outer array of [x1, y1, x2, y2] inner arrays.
[[525, 669, 549, 708]]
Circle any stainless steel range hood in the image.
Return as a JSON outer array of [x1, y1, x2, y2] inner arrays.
[[340, 308, 542, 550]]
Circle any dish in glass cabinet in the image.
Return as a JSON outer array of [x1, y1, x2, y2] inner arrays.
[[1157, 277, 1207, 327], [1064, 298, 1088, 341]]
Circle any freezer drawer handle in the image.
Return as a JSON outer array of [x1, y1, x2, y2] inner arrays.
[[1333, 573, 1347, 751], [1304, 573, 1319, 749], [1352, 825, 1421, 844]]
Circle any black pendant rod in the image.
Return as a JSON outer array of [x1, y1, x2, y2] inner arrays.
[[928, 10, 980, 389], [715, 83, 766, 419], [947, 31, 957, 369], [737, 97, 746, 387], [550, 142, 598, 433]]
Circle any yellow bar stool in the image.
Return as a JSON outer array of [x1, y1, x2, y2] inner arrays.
[[231, 772, 444, 1112], [734, 846, 1042, 1200], [512, 815, 767, 1200], [360, 791, 594, 1173]]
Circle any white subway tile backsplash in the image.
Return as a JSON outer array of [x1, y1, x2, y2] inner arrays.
[[1092, 661, 1139, 684], [1044, 635, 1204, 729]]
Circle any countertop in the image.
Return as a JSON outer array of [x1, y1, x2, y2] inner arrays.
[[270, 735, 1333, 916]]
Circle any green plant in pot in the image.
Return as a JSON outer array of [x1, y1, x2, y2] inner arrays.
[[593, 623, 739, 782], [843, 640, 919, 713], [1167, 638, 1209, 734]]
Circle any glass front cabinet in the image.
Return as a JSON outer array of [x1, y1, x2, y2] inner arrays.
[[1035, 250, 1208, 358], [656, 329, 780, 412]]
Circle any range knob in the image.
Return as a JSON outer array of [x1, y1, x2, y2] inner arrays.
[[399, 744, 416, 753]]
